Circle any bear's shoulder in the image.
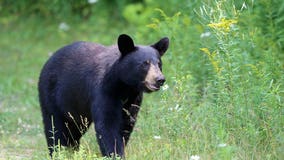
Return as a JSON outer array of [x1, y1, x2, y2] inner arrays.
[[50, 41, 120, 66], [70, 41, 120, 59]]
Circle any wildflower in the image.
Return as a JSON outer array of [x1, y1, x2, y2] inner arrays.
[[168, 104, 182, 112], [88, 0, 98, 4], [200, 48, 222, 74], [27, 78, 36, 85], [18, 118, 22, 124], [218, 143, 227, 147], [48, 52, 53, 57], [153, 135, 161, 140], [200, 31, 211, 38], [162, 84, 169, 91], [147, 23, 159, 30], [189, 155, 200, 160], [174, 104, 182, 112], [59, 22, 70, 31], [208, 18, 237, 32], [241, 2, 247, 11]]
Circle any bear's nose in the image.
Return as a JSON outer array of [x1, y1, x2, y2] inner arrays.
[[156, 76, 165, 87]]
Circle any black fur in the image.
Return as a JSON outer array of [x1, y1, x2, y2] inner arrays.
[[38, 34, 169, 157]]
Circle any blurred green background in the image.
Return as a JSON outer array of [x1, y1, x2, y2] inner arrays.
[[0, 0, 283, 159]]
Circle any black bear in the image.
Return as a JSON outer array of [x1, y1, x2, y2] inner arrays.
[[38, 34, 169, 157]]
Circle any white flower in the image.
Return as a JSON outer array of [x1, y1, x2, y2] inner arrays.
[[168, 104, 182, 112], [175, 104, 182, 112], [59, 22, 70, 31], [18, 118, 22, 124], [241, 2, 247, 11], [162, 84, 169, 91], [200, 31, 211, 38], [218, 143, 227, 147], [153, 135, 161, 140], [48, 52, 53, 56], [189, 155, 200, 160], [88, 0, 98, 4], [175, 104, 179, 110]]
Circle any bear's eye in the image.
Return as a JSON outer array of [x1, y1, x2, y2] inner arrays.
[[142, 60, 150, 66]]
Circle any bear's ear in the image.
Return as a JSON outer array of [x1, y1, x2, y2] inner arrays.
[[152, 37, 169, 56], [118, 34, 136, 57]]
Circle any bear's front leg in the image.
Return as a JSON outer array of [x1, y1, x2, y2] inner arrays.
[[121, 92, 143, 145], [92, 95, 124, 157]]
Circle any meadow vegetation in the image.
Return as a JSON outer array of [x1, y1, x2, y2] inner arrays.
[[0, 0, 283, 159]]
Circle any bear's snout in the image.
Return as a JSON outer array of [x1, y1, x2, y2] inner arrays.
[[143, 63, 165, 92], [156, 75, 165, 87]]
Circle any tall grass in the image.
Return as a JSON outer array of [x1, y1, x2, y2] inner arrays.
[[143, 0, 284, 159], [196, 1, 283, 159]]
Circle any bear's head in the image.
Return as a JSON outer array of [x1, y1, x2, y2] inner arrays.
[[117, 34, 169, 93]]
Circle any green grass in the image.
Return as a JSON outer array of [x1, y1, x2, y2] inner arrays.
[[0, 0, 284, 159]]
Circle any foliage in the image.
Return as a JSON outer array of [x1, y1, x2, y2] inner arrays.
[[0, 0, 143, 20], [0, 0, 93, 19], [0, 0, 283, 159]]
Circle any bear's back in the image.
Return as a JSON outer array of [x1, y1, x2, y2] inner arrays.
[[39, 42, 121, 115], [42, 41, 120, 84]]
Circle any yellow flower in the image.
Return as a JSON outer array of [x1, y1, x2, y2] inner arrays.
[[208, 18, 237, 32], [200, 48, 222, 74]]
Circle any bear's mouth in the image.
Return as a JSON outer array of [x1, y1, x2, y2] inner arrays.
[[144, 82, 160, 92]]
